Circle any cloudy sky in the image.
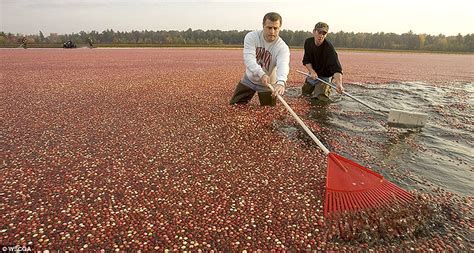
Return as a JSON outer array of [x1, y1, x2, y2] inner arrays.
[[2, 0, 473, 36]]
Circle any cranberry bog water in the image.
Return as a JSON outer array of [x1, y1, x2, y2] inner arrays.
[[1, 48, 472, 251]]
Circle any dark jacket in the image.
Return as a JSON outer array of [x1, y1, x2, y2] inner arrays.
[[302, 38, 342, 77]]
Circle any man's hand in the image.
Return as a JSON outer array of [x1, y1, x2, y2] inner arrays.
[[260, 74, 270, 86], [332, 73, 344, 94], [309, 70, 318, 80], [272, 84, 285, 97], [304, 65, 318, 80]]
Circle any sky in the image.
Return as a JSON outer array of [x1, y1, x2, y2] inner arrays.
[[1, 0, 473, 36]]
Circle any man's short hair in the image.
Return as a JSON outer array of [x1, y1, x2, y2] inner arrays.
[[263, 12, 282, 25]]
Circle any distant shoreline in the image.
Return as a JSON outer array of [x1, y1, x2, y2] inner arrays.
[[3, 44, 473, 55]]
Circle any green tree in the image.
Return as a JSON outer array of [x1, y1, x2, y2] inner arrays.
[[435, 35, 448, 51], [0, 32, 7, 45]]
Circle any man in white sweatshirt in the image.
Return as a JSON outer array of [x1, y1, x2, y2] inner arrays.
[[229, 12, 290, 106]]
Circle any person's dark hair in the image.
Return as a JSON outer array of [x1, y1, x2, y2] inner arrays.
[[262, 12, 282, 25]]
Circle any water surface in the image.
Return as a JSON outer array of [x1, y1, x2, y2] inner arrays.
[[285, 81, 473, 196]]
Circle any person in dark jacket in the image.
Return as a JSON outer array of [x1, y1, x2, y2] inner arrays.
[[301, 22, 344, 102], [88, 37, 94, 48], [20, 37, 28, 49]]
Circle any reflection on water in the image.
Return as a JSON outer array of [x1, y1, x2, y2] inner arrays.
[[282, 82, 473, 196]]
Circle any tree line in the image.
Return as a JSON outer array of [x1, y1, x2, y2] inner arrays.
[[1, 29, 473, 52]]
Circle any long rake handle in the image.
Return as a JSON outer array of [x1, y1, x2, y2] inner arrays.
[[267, 84, 330, 155], [296, 70, 389, 113]]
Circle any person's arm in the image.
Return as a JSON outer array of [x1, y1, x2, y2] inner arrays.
[[243, 32, 266, 81], [273, 45, 290, 96], [304, 63, 318, 80], [332, 72, 344, 93], [302, 39, 317, 80], [327, 45, 344, 93]]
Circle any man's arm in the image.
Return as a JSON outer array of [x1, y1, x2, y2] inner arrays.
[[304, 63, 318, 80], [275, 46, 290, 86], [302, 39, 318, 80], [243, 32, 266, 80], [327, 48, 344, 93], [273, 45, 290, 96], [332, 72, 344, 93]]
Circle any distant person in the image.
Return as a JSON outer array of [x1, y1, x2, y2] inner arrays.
[[229, 12, 290, 106], [301, 22, 344, 102], [20, 37, 28, 49], [88, 37, 94, 48]]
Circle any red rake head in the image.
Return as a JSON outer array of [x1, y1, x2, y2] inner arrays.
[[324, 152, 413, 217]]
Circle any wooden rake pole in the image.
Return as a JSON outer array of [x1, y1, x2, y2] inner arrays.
[[266, 83, 330, 155]]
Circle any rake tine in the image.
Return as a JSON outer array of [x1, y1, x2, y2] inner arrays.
[[374, 190, 390, 207], [345, 192, 357, 210], [381, 182, 411, 204], [357, 191, 371, 210], [335, 193, 343, 213], [335, 192, 343, 212], [341, 192, 351, 211], [372, 185, 394, 204], [327, 192, 333, 214], [385, 182, 413, 201], [349, 192, 361, 210], [362, 189, 377, 207], [357, 191, 371, 209]]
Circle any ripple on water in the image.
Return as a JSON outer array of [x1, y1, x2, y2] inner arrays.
[[279, 82, 473, 195]]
